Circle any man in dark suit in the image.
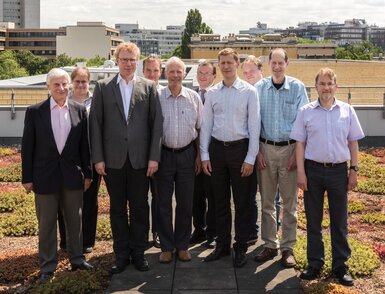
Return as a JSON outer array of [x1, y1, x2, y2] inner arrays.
[[90, 42, 163, 274], [190, 59, 217, 248], [21, 68, 93, 282]]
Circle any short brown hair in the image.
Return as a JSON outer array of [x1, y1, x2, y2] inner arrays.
[[315, 67, 337, 84], [269, 48, 288, 62], [114, 42, 140, 60], [218, 48, 239, 62], [197, 59, 216, 75], [70, 66, 90, 81], [241, 55, 263, 70], [143, 54, 162, 72]]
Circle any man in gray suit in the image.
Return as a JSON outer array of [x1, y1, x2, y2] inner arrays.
[[90, 42, 163, 274]]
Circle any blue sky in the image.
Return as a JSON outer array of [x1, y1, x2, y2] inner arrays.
[[41, 0, 385, 35]]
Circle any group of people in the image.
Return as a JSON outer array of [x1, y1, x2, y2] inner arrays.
[[21, 42, 364, 287]]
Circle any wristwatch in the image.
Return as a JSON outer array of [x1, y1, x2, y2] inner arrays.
[[349, 166, 359, 172]]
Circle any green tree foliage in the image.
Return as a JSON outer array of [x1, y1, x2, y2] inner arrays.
[[0, 51, 28, 79], [14, 50, 50, 75], [87, 55, 106, 67], [336, 41, 384, 60], [175, 8, 213, 58]]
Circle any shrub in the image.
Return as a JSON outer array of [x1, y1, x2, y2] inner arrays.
[[355, 178, 385, 195], [0, 189, 29, 212], [0, 147, 18, 157], [30, 270, 103, 294], [302, 282, 361, 294], [347, 201, 366, 214], [95, 215, 112, 240], [0, 162, 22, 182], [294, 235, 380, 278], [372, 242, 385, 261], [361, 213, 385, 225], [0, 202, 38, 236]]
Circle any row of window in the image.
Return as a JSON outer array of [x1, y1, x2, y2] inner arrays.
[[8, 41, 56, 47], [8, 32, 64, 37]]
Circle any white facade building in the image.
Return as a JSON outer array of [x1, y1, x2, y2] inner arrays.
[[0, 0, 40, 28]]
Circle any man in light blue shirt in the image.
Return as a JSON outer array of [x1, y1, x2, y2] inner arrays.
[[200, 48, 260, 268], [254, 48, 308, 268], [291, 67, 364, 286]]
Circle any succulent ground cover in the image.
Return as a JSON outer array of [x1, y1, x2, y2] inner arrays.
[[0, 147, 384, 293]]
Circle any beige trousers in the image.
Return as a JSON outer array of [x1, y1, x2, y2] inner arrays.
[[257, 142, 298, 251]]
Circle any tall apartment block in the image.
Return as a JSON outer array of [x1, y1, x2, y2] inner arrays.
[[0, 0, 40, 28]]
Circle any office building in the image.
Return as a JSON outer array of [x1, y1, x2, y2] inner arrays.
[[0, 0, 40, 28]]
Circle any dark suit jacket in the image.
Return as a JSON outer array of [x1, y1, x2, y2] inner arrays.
[[21, 98, 91, 194], [90, 75, 163, 169]]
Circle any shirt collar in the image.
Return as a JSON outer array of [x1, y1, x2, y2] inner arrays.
[[50, 96, 69, 110], [219, 77, 242, 90], [267, 76, 289, 90], [313, 98, 341, 110], [117, 74, 136, 85], [165, 86, 188, 99]]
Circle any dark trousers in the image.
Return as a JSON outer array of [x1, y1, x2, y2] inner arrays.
[[192, 171, 216, 238], [104, 156, 149, 261], [209, 139, 252, 251], [156, 145, 196, 252], [249, 168, 259, 236], [304, 160, 350, 271], [58, 167, 101, 249]]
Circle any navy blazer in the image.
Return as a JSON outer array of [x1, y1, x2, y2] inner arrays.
[[21, 98, 91, 194]]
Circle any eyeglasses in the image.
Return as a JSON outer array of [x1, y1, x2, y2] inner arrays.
[[317, 82, 336, 87], [73, 80, 89, 85], [118, 57, 137, 64]]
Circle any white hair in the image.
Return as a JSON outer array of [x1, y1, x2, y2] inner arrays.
[[165, 56, 186, 74], [46, 68, 70, 85]]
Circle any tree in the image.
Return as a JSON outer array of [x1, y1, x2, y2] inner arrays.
[[0, 51, 28, 79], [175, 8, 213, 58], [14, 50, 50, 76], [336, 41, 384, 60], [87, 55, 106, 67]]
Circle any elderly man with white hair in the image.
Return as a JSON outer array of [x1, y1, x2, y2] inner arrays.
[[156, 57, 203, 264], [21, 68, 93, 282]]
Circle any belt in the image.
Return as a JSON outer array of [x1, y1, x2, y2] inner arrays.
[[211, 137, 249, 147], [306, 159, 347, 168], [260, 137, 296, 146], [162, 141, 194, 153]]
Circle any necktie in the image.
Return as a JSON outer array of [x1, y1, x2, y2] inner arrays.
[[200, 89, 206, 104]]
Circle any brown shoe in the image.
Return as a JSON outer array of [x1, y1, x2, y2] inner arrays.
[[159, 251, 173, 263], [254, 247, 278, 262], [177, 250, 192, 262], [281, 250, 296, 268]]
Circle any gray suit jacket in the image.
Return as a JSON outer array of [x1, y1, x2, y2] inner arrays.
[[90, 75, 163, 169]]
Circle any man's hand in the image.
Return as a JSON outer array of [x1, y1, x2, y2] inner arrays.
[[287, 153, 297, 171], [297, 170, 308, 191], [347, 171, 358, 191], [241, 162, 254, 177], [84, 178, 92, 192], [95, 161, 107, 176], [195, 156, 202, 175], [23, 182, 33, 194], [202, 160, 212, 176], [147, 160, 158, 177], [256, 152, 266, 170]]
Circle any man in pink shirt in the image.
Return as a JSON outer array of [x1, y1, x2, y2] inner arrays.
[[21, 68, 93, 282]]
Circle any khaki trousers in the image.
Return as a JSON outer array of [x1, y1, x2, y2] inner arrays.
[[257, 142, 298, 251]]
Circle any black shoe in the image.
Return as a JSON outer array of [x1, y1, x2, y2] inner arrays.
[[39, 271, 53, 282], [300, 266, 320, 280], [247, 232, 258, 246], [204, 247, 231, 262], [234, 249, 247, 268], [83, 247, 93, 254], [153, 232, 161, 248], [71, 261, 94, 271], [110, 259, 130, 274], [204, 237, 216, 249], [132, 254, 149, 271], [334, 267, 354, 286], [189, 230, 206, 244]]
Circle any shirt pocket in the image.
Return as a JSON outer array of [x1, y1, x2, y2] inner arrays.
[[181, 106, 197, 128], [283, 101, 296, 121]]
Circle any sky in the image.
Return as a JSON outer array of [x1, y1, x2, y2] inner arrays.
[[40, 0, 385, 35]]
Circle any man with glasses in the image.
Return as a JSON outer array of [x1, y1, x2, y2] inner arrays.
[[90, 42, 163, 274], [190, 59, 217, 248], [291, 68, 364, 286], [254, 48, 308, 268]]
